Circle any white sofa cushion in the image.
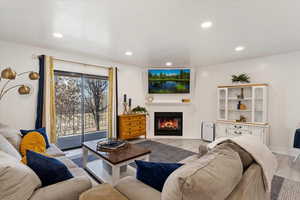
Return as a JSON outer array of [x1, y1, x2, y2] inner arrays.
[[162, 145, 243, 200], [0, 124, 22, 150], [115, 176, 161, 200], [0, 135, 21, 160], [30, 176, 91, 200], [0, 151, 41, 200], [46, 144, 66, 157]]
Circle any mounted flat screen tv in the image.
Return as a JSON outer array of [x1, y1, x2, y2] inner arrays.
[[148, 68, 190, 94]]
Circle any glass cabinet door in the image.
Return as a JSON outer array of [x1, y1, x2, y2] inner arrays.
[[218, 88, 228, 120], [252, 86, 267, 124]]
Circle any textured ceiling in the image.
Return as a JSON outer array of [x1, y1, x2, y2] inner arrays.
[[0, 0, 299, 67]]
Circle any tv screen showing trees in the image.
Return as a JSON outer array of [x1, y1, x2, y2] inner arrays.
[[148, 69, 190, 94]]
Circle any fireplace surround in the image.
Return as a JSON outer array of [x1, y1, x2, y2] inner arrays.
[[154, 112, 183, 136]]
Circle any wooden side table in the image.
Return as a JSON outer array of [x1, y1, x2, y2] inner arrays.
[[118, 114, 146, 140]]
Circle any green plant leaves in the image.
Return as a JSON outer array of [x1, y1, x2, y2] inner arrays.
[[231, 73, 250, 83]]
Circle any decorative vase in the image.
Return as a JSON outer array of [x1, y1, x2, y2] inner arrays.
[[237, 101, 241, 110], [240, 88, 244, 99], [146, 95, 154, 103]]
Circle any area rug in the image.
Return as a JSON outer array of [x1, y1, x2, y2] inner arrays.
[[70, 140, 196, 168], [272, 176, 300, 200], [69, 140, 300, 200], [130, 140, 197, 167]]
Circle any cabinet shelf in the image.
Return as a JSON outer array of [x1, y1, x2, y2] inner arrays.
[[228, 97, 252, 100], [220, 98, 263, 101], [225, 110, 264, 112], [228, 109, 251, 112]]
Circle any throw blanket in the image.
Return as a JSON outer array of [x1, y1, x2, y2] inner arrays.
[[207, 135, 277, 192]]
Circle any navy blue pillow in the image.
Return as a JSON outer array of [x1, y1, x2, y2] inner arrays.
[[135, 160, 183, 192], [20, 128, 50, 148], [26, 150, 73, 186]]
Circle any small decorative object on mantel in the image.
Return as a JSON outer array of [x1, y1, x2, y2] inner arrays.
[[131, 106, 149, 116], [146, 95, 154, 103], [97, 138, 128, 152], [0, 67, 39, 102], [182, 98, 191, 103], [231, 73, 250, 84]]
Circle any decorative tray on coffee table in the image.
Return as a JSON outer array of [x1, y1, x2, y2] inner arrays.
[[97, 138, 128, 152]]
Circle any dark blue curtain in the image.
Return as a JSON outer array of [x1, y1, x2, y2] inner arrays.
[[35, 55, 45, 129]]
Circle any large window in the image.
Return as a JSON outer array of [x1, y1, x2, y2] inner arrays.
[[54, 71, 108, 150]]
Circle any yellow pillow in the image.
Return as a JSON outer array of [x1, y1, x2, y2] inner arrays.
[[20, 131, 46, 164]]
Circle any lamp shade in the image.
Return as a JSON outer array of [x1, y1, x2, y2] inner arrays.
[[29, 71, 40, 80], [18, 85, 31, 95], [1, 68, 16, 80]]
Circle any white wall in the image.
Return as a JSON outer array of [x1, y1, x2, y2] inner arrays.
[[0, 40, 144, 130], [197, 51, 300, 155], [2, 40, 299, 154]]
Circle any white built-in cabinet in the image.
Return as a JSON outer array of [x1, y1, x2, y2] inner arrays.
[[216, 84, 269, 145]]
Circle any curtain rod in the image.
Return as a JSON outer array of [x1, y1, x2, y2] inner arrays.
[[32, 54, 111, 69], [53, 58, 111, 69]]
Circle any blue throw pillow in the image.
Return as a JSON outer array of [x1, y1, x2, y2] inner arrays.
[[26, 150, 73, 186], [20, 128, 50, 148], [135, 160, 183, 192]]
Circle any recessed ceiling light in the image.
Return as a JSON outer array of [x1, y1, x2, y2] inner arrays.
[[53, 32, 63, 38], [201, 21, 213, 29], [166, 62, 173, 66], [125, 51, 133, 56], [235, 46, 245, 52]]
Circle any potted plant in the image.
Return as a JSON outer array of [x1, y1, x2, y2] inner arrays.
[[131, 106, 149, 116], [231, 73, 250, 84]]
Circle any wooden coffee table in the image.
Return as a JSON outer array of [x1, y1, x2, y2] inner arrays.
[[82, 140, 151, 185]]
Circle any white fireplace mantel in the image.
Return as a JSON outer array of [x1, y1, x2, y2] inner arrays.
[[145, 102, 199, 139], [145, 100, 191, 106]]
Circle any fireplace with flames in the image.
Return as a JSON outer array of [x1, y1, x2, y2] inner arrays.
[[154, 112, 183, 136]]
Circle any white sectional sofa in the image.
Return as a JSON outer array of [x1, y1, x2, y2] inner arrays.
[[0, 124, 93, 200]]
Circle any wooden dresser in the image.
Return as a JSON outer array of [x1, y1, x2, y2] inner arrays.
[[118, 114, 146, 140]]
